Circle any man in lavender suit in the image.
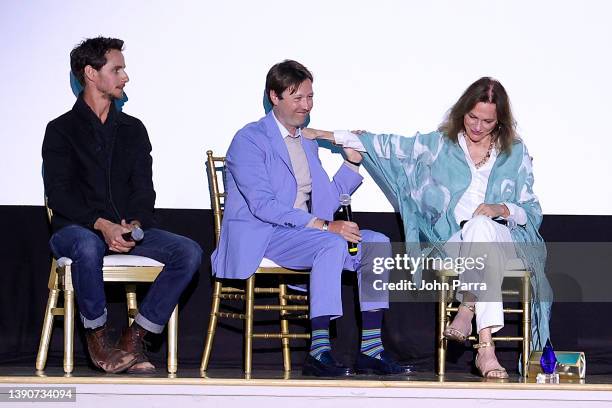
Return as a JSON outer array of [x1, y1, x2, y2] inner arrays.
[[211, 60, 410, 377]]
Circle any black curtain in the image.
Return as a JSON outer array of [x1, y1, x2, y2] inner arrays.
[[1, 206, 611, 374]]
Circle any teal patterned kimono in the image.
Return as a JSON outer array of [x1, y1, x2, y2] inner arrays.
[[359, 130, 552, 350]]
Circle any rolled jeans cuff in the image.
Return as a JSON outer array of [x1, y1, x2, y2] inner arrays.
[[135, 313, 165, 334], [81, 308, 107, 329]]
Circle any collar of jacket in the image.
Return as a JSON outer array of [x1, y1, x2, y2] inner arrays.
[[72, 92, 132, 127]]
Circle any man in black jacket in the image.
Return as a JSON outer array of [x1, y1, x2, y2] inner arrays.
[[42, 37, 202, 374]]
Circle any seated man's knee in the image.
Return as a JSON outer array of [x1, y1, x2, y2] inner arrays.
[[312, 233, 349, 266], [177, 237, 203, 273], [188, 240, 204, 269], [71, 229, 106, 261], [362, 230, 390, 243], [321, 233, 348, 253], [360, 230, 392, 259]]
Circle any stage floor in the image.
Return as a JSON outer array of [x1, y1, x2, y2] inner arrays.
[[2, 366, 612, 408], [0, 365, 603, 388]]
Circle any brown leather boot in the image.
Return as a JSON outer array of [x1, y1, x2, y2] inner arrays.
[[117, 323, 156, 374], [85, 325, 137, 373]]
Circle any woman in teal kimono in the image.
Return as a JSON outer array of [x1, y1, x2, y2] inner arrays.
[[303, 77, 552, 378]]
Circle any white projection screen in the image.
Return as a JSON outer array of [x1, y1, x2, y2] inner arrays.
[[1, 0, 610, 214]]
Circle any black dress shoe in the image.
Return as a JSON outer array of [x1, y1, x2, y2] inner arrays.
[[302, 351, 355, 377], [354, 351, 414, 375]]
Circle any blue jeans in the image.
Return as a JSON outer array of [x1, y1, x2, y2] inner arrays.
[[49, 225, 202, 333]]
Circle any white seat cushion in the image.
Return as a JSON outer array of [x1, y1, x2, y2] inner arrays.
[[103, 255, 164, 267], [259, 257, 281, 268], [56, 255, 164, 267], [258, 257, 308, 292]]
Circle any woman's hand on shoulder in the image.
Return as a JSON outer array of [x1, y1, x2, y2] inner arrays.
[[301, 127, 319, 140], [301, 128, 336, 142]]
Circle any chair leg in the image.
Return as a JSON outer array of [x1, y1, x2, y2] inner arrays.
[[63, 289, 75, 374], [125, 284, 138, 326], [278, 282, 291, 372], [437, 275, 449, 376], [522, 274, 531, 375], [167, 306, 179, 374], [244, 275, 255, 375], [36, 288, 59, 371], [200, 279, 223, 372]]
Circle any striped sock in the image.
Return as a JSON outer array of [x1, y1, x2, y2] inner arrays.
[[361, 310, 384, 359], [360, 328, 384, 359], [309, 329, 331, 360]]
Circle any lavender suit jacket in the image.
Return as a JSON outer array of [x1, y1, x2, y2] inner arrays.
[[211, 111, 363, 279]]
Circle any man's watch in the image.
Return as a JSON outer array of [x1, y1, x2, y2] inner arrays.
[[322, 220, 329, 232]]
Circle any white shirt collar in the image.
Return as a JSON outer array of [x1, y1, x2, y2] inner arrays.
[[272, 111, 301, 139], [458, 132, 498, 170]]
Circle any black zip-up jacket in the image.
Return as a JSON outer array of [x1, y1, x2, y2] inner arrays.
[[42, 94, 156, 232]]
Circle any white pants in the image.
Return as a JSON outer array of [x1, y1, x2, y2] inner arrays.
[[445, 215, 517, 334]]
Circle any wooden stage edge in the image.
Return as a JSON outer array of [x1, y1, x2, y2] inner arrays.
[[0, 374, 608, 391], [3, 370, 612, 408]]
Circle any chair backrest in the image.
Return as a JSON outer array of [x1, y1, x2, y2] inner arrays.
[[205, 150, 226, 246], [44, 196, 53, 224]]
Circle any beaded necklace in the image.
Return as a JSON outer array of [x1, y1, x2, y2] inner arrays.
[[472, 138, 495, 169]]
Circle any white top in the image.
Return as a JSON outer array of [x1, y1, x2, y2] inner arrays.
[[333, 130, 527, 225]]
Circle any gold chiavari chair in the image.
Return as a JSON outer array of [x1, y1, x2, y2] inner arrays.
[[36, 201, 179, 374], [200, 150, 310, 375], [436, 259, 531, 376]]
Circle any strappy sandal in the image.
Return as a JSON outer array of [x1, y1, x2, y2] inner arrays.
[[473, 341, 509, 379], [443, 303, 475, 342]]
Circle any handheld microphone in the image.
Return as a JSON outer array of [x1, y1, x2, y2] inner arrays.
[[339, 194, 358, 256], [122, 226, 144, 242]]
